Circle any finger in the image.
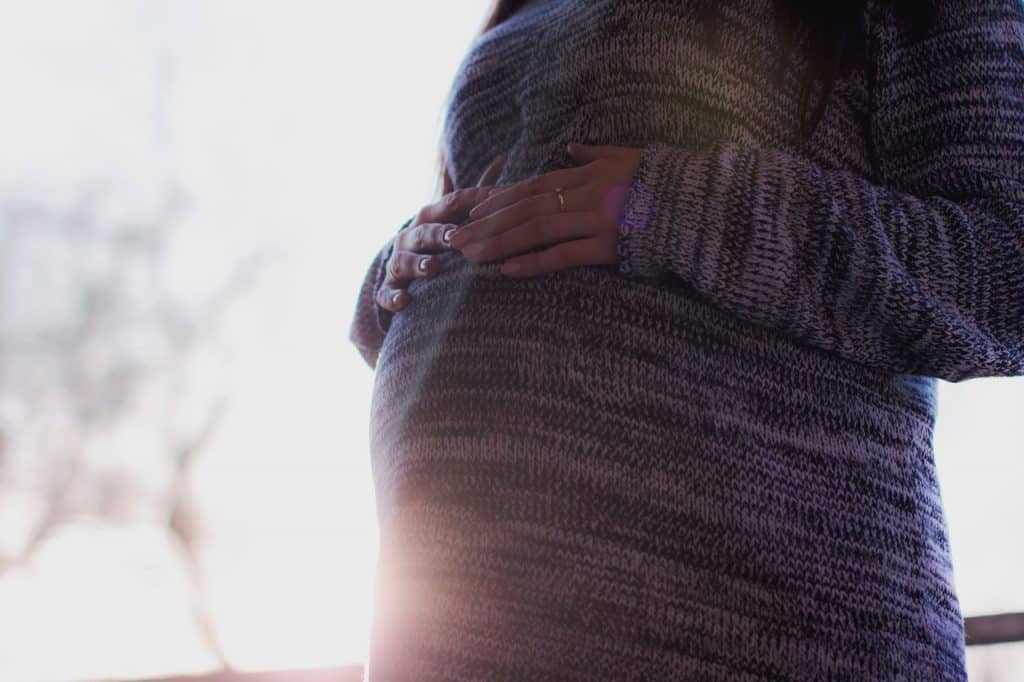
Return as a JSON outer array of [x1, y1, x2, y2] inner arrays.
[[453, 182, 599, 248], [467, 164, 594, 221], [385, 249, 440, 286], [376, 285, 409, 312], [499, 237, 616, 278], [394, 222, 461, 254], [476, 152, 508, 187], [460, 210, 599, 264], [419, 185, 498, 225]]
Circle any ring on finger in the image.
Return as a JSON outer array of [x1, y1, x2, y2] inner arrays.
[[553, 186, 567, 213]]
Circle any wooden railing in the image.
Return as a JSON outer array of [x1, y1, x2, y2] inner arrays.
[[964, 612, 1024, 646]]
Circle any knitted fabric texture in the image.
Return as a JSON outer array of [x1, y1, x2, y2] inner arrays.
[[350, 0, 1024, 679]]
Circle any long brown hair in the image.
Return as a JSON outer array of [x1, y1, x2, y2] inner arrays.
[[433, 0, 937, 198]]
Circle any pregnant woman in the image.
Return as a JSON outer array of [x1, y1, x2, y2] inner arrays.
[[350, 0, 1024, 679]]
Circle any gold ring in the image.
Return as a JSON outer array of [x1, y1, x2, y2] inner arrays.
[[554, 186, 567, 212]]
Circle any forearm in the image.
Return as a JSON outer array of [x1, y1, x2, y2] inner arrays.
[[618, 141, 1024, 382]]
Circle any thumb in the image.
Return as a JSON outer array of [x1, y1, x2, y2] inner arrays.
[[566, 141, 621, 163]]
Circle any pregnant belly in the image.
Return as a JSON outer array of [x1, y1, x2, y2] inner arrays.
[[369, 254, 678, 520], [365, 252, 940, 679]]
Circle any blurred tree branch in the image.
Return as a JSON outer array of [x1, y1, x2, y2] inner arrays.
[[0, 183, 283, 668]]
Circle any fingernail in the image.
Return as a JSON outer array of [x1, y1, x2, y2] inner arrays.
[[442, 227, 456, 244], [468, 205, 482, 218], [417, 256, 430, 272], [391, 292, 402, 305]]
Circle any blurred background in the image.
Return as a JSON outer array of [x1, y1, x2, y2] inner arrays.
[[0, 2, 1021, 681]]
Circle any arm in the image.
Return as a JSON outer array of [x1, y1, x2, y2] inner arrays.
[[617, 0, 1024, 382], [349, 216, 415, 370]]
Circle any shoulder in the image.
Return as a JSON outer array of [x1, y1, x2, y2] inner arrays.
[[863, 0, 1024, 91], [865, 0, 1024, 193], [867, 0, 1024, 49]]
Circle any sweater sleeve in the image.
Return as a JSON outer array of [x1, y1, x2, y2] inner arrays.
[[616, 0, 1024, 383], [349, 215, 416, 369]]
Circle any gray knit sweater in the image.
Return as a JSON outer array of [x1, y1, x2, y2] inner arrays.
[[350, 1, 1024, 679]]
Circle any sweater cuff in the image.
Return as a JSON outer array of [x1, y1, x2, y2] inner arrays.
[[618, 140, 806, 332], [618, 142, 710, 281], [614, 140, 712, 278], [618, 141, 779, 302]]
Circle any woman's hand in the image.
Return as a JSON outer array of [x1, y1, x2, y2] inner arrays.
[[449, 142, 644, 277], [376, 152, 507, 313]]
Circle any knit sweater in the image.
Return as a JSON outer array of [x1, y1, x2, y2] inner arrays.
[[350, 1, 1024, 679]]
